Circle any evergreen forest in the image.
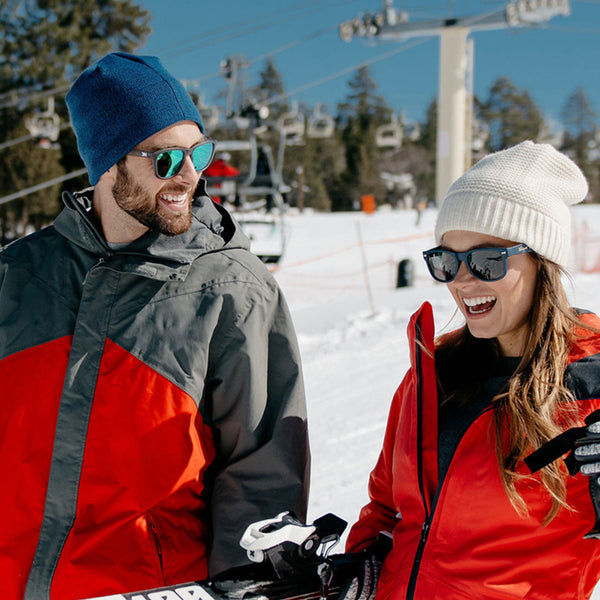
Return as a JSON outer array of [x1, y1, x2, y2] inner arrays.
[[1, 1, 598, 245]]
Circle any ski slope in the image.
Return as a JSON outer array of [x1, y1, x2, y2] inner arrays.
[[271, 205, 600, 598]]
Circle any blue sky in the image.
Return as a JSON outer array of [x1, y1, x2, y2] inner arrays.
[[138, 0, 600, 132]]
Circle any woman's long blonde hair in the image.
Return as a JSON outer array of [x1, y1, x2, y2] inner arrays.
[[435, 255, 592, 522]]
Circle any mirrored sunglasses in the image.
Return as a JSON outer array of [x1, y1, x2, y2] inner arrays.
[[422, 243, 532, 283], [128, 138, 216, 179]]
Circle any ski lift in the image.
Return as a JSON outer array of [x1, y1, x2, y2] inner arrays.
[[375, 112, 402, 149], [234, 143, 289, 264], [306, 104, 334, 139], [204, 125, 288, 264], [25, 97, 60, 147], [196, 95, 220, 134], [277, 102, 305, 146], [204, 61, 290, 265]]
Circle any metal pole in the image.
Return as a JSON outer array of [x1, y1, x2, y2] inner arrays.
[[435, 26, 469, 205], [356, 221, 376, 316]]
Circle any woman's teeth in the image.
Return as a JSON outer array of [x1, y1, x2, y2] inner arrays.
[[463, 296, 496, 314]]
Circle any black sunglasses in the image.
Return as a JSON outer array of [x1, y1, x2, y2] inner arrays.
[[127, 138, 216, 179], [422, 243, 533, 282]]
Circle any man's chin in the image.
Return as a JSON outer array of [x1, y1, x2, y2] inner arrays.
[[157, 211, 193, 236]]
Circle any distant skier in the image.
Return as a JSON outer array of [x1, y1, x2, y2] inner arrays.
[[414, 198, 426, 226], [204, 151, 240, 204], [347, 141, 600, 599]]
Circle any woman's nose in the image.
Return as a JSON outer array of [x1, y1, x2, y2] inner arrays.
[[452, 260, 474, 283]]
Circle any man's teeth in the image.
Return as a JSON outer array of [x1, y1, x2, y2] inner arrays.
[[464, 296, 496, 313], [160, 193, 187, 204]]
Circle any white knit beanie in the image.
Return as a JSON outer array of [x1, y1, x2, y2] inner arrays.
[[435, 141, 588, 267]]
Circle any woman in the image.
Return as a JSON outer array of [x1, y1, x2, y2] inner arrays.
[[346, 141, 600, 599]]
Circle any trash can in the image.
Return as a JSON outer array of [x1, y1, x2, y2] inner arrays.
[[396, 258, 414, 288]]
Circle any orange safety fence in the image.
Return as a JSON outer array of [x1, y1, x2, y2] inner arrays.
[[269, 230, 434, 272]]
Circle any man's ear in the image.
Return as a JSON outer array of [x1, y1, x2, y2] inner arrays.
[[100, 163, 118, 185]]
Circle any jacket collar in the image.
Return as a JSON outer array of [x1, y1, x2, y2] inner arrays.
[[54, 179, 250, 280]]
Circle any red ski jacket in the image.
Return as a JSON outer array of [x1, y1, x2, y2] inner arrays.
[[0, 188, 309, 600], [347, 302, 600, 600]]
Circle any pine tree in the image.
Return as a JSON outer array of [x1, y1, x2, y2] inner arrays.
[[253, 57, 288, 121], [561, 88, 599, 201], [334, 66, 389, 210], [481, 77, 545, 152], [0, 0, 151, 94], [0, 0, 151, 240]]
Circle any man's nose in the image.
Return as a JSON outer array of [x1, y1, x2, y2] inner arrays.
[[175, 155, 199, 181]]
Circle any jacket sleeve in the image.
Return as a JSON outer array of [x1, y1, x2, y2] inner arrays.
[[345, 377, 407, 553], [205, 272, 310, 576]]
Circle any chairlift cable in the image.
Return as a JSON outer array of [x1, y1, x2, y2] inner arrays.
[[0, 0, 346, 107], [161, 4, 346, 59], [182, 25, 336, 88], [2, 38, 431, 152], [0, 1, 333, 107], [0, 83, 70, 110], [0, 122, 71, 151], [152, 0, 349, 56], [262, 36, 434, 107], [0, 168, 87, 206]]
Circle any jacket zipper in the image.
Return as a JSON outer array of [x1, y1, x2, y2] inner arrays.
[[405, 315, 496, 600], [406, 518, 431, 599], [405, 403, 495, 600], [405, 319, 431, 600]]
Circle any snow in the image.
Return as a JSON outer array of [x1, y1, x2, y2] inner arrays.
[[270, 205, 600, 598]]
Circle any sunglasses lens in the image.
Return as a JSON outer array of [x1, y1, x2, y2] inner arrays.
[[156, 150, 185, 178], [426, 250, 458, 282], [191, 142, 215, 171], [467, 249, 505, 281]]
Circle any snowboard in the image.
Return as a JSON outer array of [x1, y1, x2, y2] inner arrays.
[[82, 512, 388, 600]]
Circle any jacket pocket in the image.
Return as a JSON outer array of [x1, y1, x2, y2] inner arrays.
[[146, 512, 166, 585]]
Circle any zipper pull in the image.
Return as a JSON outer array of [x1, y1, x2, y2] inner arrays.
[[420, 520, 430, 543]]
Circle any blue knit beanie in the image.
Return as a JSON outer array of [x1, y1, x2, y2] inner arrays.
[[66, 52, 204, 185]]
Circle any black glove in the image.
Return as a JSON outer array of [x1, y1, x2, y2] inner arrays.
[[573, 410, 600, 539], [335, 552, 381, 600]]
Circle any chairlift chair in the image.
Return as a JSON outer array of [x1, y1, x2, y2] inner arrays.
[[306, 104, 334, 139], [236, 144, 288, 264], [375, 113, 402, 148], [204, 121, 288, 265], [277, 102, 305, 146], [24, 97, 60, 145]]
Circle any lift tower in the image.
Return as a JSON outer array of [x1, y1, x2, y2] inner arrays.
[[340, 0, 571, 204]]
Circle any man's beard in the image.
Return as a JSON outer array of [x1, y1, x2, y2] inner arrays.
[[112, 161, 194, 236]]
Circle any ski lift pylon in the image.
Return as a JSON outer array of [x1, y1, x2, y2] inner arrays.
[[307, 104, 334, 139]]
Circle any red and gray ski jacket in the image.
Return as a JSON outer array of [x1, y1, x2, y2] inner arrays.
[[347, 301, 600, 599], [0, 186, 310, 600]]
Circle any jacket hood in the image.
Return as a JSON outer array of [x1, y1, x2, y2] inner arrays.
[[54, 178, 251, 266]]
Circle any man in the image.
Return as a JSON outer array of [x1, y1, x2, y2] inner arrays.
[[0, 53, 310, 600]]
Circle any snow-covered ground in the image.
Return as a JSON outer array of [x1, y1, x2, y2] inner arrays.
[[269, 204, 600, 598]]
